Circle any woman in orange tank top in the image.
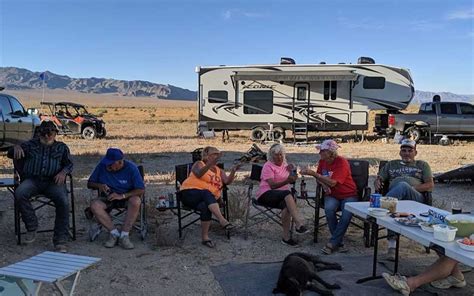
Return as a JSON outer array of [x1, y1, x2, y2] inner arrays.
[[180, 146, 240, 248]]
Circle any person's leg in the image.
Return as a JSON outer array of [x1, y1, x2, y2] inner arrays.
[[284, 194, 304, 228], [387, 181, 424, 202], [323, 196, 339, 236], [122, 195, 141, 232], [201, 221, 211, 241], [407, 257, 459, 291], [90, 199, 115, 231], [281, 208, 291, 240], [43, 182, 69, 245], [14, 179, 41, 231], [329, 197, 358, 247]]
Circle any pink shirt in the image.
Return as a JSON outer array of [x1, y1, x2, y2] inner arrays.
[[256, 161, 290, 198]]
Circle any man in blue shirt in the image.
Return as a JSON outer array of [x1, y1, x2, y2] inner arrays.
[[88, 148, 145, 249]]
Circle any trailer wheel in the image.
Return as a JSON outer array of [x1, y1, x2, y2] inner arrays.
[[272, 127, 285, 141], [250, 127, 266, 142], [405, 126, 421, 143]]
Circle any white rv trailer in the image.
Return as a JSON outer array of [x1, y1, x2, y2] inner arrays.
[[196, 57, 414, 140]]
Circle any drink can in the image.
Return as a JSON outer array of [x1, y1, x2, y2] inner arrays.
[[370, 193, 382, 208], [159, 196, 167, 208], [168, 193, 175, 207]]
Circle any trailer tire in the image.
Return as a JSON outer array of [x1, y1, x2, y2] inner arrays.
[[405, 126, 421, 143], [250, 127, 266, 142], [272, 127, 285, 141]]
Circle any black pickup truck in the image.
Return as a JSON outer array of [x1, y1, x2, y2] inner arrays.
[[0, 90, 41, 150], [374, 101, 474, 143]]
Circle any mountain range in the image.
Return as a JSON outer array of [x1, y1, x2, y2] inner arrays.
[[1, 67, 472, 103]]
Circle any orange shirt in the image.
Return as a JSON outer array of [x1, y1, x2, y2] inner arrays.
[[180, 162, 223, 199]]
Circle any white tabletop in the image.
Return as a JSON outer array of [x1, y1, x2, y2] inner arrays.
[[346, 200, 474, 267]]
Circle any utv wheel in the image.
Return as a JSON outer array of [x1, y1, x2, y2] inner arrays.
[[82, 126, 97, 139], [250, 127, 266, 142], [97, 128, 107, 139], [405, 126, 421, 143], [272, 127, 285, 141]]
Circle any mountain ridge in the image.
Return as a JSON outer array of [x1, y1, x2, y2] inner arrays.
[[1, 66, 472, 103]]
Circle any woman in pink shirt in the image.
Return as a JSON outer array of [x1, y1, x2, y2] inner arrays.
[[257, 143, 308, 246]]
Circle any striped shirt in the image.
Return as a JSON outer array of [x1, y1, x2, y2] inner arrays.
[[18, 138, 73, 179]]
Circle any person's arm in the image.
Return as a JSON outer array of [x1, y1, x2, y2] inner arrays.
[[87, 165, 110, 195], [191, 160, 217, 178], [108, 188, 145, 201], [54, 144, 73, 184], [374, 162, 389, 192], [300, 165, 337, 187], [222, 163, 242, 185], [414, 161, 434, 192]]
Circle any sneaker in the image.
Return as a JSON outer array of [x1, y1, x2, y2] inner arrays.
[[337, 244, 349, 253], [119, 235, 134, 250], [23, 230, 37, 244], [431, 275, 466, 289], [385, 248, 396, 262], [54, 244, 67, 253], [103, 234, 119, 248], [281, 238, 298, 246], [295, 225, 309, 234], [382, 273, 410, 296]]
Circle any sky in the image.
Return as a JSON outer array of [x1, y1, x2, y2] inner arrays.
[[1, 0, 473, 94]]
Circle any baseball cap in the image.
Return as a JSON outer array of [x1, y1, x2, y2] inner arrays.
[[39, 120, 59, 133], [315, 139, 341, 151], [400, 139, 416, 149], [100, 148, 124, 166]]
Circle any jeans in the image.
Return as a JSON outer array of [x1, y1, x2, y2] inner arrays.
[[386, 181, 424, 241], [324, 196, 358, 247], [179, 189, 217, 221], [14, 178, 69, 244], [386, 181, 424, 203]]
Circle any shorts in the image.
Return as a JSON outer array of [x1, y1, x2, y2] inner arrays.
[[257, 190, 291, 209]]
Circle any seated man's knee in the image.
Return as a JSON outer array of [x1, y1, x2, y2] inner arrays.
[[90, 199, 106, 213], [128, 195, 141, 208]]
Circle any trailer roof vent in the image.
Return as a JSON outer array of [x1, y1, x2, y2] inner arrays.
[[319, 61, 326, 64], [280, 57, 296, 65], [433, 95, 441, 102], [338, 62, 346, 64], [357, 56, 375, 64]]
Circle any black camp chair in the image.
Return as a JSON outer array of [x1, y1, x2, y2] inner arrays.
[[87, 165, 148, 241], [313, 159, 371, 246], [175, 163, 229, 239], [12, 158, 76, 245]]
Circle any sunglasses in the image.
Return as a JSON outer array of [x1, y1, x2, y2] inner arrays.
[[400, 148, 414, 153]]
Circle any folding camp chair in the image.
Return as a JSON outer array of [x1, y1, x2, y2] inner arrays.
[[175, 163, 229, 239], [313, 159, 371, 246], [12, 158, 76, 245], [88, 165, 148, 241], [243, 164, 296, 240]]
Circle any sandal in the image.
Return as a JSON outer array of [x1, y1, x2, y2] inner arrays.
[[201, 240, 215, 248], [321, 243, 335, 255]]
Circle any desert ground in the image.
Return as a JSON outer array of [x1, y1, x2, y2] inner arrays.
[[0, 90, 473, 295]]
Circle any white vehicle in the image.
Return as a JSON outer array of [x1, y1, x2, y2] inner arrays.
[[196, 57, 414, 141]]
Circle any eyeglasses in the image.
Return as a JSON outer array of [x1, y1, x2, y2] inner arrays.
[[400, 148, 414, 153]]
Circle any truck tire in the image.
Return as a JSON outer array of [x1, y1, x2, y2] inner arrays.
[[405, 126, 421, 143], [82, 126, 96, 140], [272, 127, 285, 141], [250, 127, 266, 142]]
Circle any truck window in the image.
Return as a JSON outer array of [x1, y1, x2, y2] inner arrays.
[[460, 103, 474, 115], [363, 77, 385, 89], [10, 97, 26, 116], [243, 90, 273, 114], [420, 103, 436, 114], [440, 103, 458, 115], [208, 91, 228, 103], [0, 95, 13, 115]]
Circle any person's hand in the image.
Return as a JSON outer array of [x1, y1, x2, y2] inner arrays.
[[99, 184, 111, 195], [13, 145, 25, 159], [231, 162, 242, 172], [54, 170, 67, 184], [374, 177, 383, 192], [286, 163, 295, 172], [300, 168, 315, 176], [287, 174, 297, 184], [108, 192, 125, 201]]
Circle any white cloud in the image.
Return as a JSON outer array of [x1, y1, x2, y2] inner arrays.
[[408, 20, 444, 32], [222, 10, 232, 20], [221, 9, 265, 20], [446, 8, 474, 20]]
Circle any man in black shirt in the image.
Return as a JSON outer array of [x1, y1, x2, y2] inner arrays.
[[9, 121, 73, 252]]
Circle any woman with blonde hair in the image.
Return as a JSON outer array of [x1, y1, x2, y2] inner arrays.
[[179, 146, 240, 248], [256, 143, 308, 246]]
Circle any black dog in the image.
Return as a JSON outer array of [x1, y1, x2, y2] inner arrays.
[[273, 252, 342, 296]]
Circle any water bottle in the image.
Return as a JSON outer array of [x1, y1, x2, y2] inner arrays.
[[300, 177, 307, 198], [168, 193, 175, 208]]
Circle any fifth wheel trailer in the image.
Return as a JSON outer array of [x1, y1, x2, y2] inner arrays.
[[196, 57, 414, 141]]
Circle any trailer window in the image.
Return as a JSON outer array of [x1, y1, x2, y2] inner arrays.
[[208, 91, 228, 103], [440, 103, 458, 115], [296, 86, 307, 101], [243, 90, 273, 114], [363, 77, 385, 89], [323, 81, 337, 100], [460, 103, 474, 115]]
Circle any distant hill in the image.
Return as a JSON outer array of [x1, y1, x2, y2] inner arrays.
[[1, 66, 472, 103], [0, 67, 196, 100]]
